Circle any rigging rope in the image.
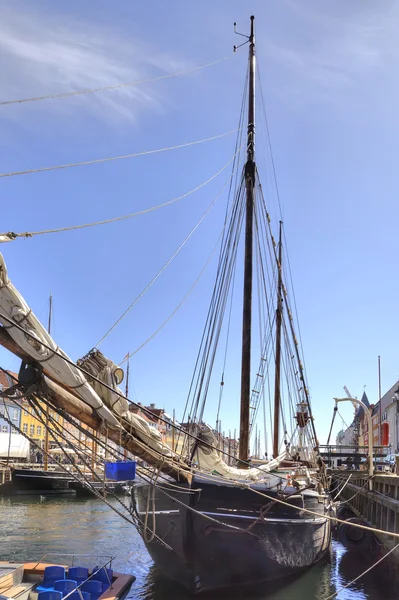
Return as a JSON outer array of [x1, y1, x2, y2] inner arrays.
[[0, 129, 239, 179], [175, 64, 248, 447], [0, 324, 303, 481], [0, 152, 239, 243], [128, 225, 225, 358], [95, 158, 243, 347], [247, 484, 399, 540], [0, 56, 230, 106]]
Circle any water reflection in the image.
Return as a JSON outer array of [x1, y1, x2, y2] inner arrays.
[[0, 496, 397, 599], [138, 540, 398, 600]]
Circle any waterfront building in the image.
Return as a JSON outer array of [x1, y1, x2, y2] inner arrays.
[[335, 383, 399, 455], [336, 422, 356, 446], [0, 371, 21, 433], [383, 379, 399, 453], [357, 392, 371, 448], [371, 401, 381, 447], [20, 399, 65, 450]]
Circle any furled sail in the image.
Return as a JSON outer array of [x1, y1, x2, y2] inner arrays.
[[77, 349, 174, 457], [0, 253, 174, 458], [193, 425, 287, 482]]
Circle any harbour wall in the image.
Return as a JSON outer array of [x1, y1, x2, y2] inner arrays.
[[331, 470, 399, 560]]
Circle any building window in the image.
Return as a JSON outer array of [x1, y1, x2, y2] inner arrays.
[[24, 408, 29, 416], [12, 410, 18, 421], [2, 425, 8, 433], [23, 423, 28, 434], [37, 426, 42, 436], [30, 424, 35, 436]]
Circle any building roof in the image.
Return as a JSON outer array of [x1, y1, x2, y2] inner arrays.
[[355, 391, 370, 420], [0, 370, 17, 389], [146, 407, 164, 419], [371, 400, 380, 417], [361, 391, 370, 407]]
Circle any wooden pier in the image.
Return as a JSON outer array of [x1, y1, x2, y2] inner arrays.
[[331, 469, 399, 558]]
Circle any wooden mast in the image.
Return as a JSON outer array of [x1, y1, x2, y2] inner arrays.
[[273, 222, 283, 458], [43, 293, 52, 472], [239, 15, 256, 464]]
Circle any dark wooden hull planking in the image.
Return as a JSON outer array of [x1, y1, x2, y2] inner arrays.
[[132, 476, 331, 594]]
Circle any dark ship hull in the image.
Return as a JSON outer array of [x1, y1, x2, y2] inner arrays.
[[0, 468, 74, 496], [132, 475, 331, 594]]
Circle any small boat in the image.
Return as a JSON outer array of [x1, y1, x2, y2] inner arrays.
[[0, 468, 75, 497], [69, 480, 131, 497], [0, 469, 132, 498], [0, 561, 135, 600]]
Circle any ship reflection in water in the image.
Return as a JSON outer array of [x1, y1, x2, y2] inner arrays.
[[0, 495, 396, 600], [142, 541, 397, 600]]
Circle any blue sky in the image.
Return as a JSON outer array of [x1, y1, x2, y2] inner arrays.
[[0, 0, 398, 454]]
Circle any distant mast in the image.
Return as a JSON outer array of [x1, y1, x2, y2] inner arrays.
[[124, 353, 130, 459], [43, 293, 52, 472], [273, 222, 283, 458], [239, 15, 256, 464]]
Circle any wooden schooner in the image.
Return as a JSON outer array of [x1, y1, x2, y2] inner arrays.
[[0, 15, 331, 595]]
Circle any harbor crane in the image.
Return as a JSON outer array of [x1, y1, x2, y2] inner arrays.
[[343, 386, 358, 414]]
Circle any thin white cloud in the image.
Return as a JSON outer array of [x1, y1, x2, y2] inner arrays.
[[261, 0, 399, 101], [0, 5, 190, 124]]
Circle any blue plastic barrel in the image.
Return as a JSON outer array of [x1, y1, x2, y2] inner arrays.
[[104, 461, 136, 481]]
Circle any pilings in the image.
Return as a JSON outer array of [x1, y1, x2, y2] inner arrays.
[[331, 470, 399, 558]]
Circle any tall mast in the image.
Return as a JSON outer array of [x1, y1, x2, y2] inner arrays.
[[239, 15, 256, 463], [43, 293, 52, 472], [273, 222, 283, 458]]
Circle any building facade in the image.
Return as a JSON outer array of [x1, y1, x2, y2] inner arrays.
[[380, 380, 399, 453], [20, 399, 65, 450], [0, 370, 21, 434], [335, 382, 399, 456]]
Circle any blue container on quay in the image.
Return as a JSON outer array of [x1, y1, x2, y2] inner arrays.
[[105, 460, 136, 481]]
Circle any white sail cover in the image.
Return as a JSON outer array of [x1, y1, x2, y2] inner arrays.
[[78, 349, 174, 457], [0, 254, 120, 428], [193, 425, 288, 482], [0, 253, 284, 475], [0, 254, 174, 458]]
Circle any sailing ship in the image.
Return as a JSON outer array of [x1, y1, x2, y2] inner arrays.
[[0, 15, 330, 595], [131, 16, 331, 593]]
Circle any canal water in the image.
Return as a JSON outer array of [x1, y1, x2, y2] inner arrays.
[[0, 495, 397, 599]]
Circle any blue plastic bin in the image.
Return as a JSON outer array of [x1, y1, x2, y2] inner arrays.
[[105, 460, 136, 481]]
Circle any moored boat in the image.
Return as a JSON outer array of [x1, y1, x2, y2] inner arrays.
[[0, 560, 135, 600], [133, 476, 330, 594], [0, 468, 74, 496]]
